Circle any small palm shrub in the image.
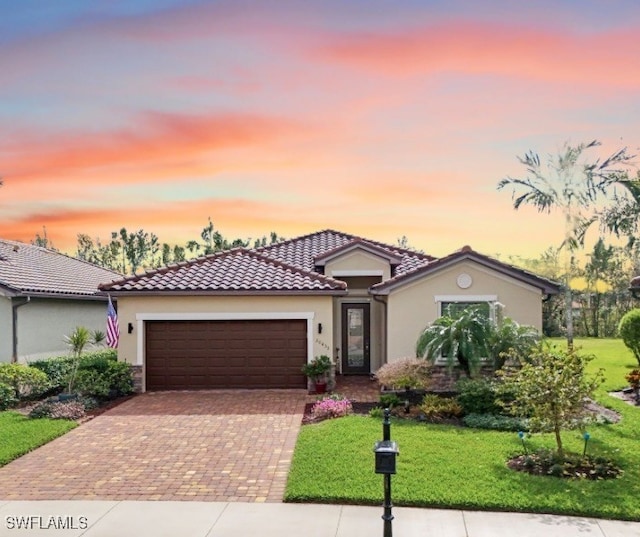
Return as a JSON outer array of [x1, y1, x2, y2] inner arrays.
[[375, 358, 432, 390], [416, 306, 491, 377]]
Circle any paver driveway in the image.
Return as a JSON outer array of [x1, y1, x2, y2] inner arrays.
[[0, 391, 307, 502]]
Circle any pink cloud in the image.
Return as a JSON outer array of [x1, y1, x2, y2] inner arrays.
[[314, 21, 640, 88]]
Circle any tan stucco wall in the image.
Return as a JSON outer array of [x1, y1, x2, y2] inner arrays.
[[116, 295, 335, 368], [325, 251, 392, 281], [386, 260, 545, 361], [9, 298, 107, 363]]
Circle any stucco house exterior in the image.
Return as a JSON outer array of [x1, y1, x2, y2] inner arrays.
[[100, 230, 560, 392], [0, 239, 121, 363]]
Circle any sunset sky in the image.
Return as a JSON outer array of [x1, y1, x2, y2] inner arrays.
[[2, 1, 640, 260]]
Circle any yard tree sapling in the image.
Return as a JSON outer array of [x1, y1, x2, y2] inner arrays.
[[498, 345, 604, 456]]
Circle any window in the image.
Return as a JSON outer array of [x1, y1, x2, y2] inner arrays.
[[440, 301, 490, 320]]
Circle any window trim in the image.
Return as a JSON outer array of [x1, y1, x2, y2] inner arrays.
[[432, 295, 498, 365]]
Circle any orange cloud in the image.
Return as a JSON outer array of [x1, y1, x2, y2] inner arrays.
[[315, 22, 640, 88], [2, 111, 306, 184]]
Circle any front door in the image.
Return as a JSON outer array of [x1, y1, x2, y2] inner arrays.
[[341, 303, 370, 374]]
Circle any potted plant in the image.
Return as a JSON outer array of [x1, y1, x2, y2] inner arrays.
[[301, 355, 332, 394]]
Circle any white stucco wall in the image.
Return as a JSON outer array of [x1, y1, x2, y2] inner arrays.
[[386, 260, 545, 361]]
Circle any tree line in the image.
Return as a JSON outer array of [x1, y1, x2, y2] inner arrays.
[[32, 218, 285, 276], [498, 139, 640, 343]]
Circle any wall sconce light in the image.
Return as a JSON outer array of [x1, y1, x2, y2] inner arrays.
[[128, 322, 134, 334], [318, 323, 323, 334]]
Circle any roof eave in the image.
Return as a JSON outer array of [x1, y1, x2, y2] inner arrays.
[[372, 253, 561, 295], [103, 289, 348, 297]]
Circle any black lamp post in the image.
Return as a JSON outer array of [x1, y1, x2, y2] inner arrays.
[[374, 408, 399, 537]]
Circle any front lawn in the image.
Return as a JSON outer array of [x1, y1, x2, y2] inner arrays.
[[0, 411, 77, 466], [285, 338, 640, 521]]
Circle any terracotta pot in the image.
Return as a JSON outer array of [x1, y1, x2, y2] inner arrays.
[[315, 382, 327, 394]]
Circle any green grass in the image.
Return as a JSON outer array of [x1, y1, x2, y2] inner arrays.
[[285, 337, 640, 521], [0, 411, 77, 466]]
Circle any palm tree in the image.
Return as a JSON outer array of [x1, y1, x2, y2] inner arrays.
[[64, 326, 90, 393], [416, 306, 492, 377], [497, 140, 634, 348]]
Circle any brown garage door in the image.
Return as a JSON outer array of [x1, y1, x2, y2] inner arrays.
[[145, 319, 307, 390]]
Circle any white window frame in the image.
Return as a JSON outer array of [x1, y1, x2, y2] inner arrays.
[[432, 295, 499, 365]]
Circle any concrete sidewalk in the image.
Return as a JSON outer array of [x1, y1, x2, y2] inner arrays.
[[0, 501, 638, 537]]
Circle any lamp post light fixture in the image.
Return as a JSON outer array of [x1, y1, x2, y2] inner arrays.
[[374, 408, 399, 537]]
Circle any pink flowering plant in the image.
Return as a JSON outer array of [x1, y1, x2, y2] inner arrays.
[[311, 395, 353, 421]]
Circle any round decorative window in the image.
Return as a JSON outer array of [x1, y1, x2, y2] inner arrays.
[[457, 273, 473, 289]]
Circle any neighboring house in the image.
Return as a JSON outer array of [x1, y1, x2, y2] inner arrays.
[[100, 229, 560, 392], [0, 240, 121, 363]]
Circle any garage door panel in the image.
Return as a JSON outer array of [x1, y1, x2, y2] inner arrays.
[[145, 319, 307, 390]]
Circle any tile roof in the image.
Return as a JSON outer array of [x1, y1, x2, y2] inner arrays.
[[0, 240, 121, 298], [256, 229, 434, 277], [371, 245, 561, 295], [100, 248, 347, 294]]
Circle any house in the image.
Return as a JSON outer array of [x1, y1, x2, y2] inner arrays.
[[100, 230, 560, 391], [0, 239, 121, 363]]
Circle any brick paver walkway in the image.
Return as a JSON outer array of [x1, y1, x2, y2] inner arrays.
[[0, 391, 306, 502]]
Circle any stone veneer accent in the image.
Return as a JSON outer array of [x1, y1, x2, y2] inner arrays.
[[131, 365, 143, 393], [429, 365, 495, 392]]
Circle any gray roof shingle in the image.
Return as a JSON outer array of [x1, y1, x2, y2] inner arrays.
[[0, 240, 121, 298]]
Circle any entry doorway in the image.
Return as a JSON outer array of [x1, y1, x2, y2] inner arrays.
[[341, 303, 370, 374]]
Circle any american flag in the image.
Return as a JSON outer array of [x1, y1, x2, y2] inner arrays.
[[106, 295, 119, 348]]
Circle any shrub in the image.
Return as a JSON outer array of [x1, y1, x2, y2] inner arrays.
[[0, 363, 50, 400], [75, 361, 133, 400], [106, 361, 134, 397], [419, 394, 463, 421], [30, 350, 119, 396], [379, 393, 402, 409], [75, 369, 111, 398], [369, 407, 384, 419], [619, 309, 640, 366], [0, 382, 17, 410], [455, 377, 501, 415], [29, 357, 74, 393], [462, 413, 529, 431], [311, 396, 353, 421], [625, 368, 640, 389], [375, 358, 431, 390]]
